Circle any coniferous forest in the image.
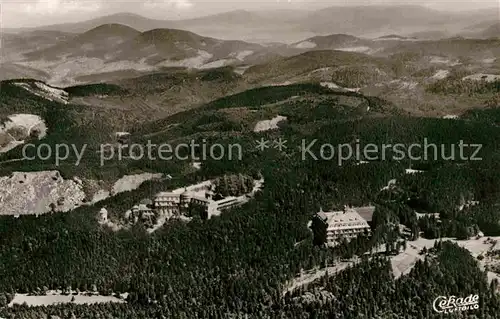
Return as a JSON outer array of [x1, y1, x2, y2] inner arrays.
[[2, 79, 500, 318]]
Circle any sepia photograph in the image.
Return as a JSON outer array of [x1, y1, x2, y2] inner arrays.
[[0, 0, 499, 317]]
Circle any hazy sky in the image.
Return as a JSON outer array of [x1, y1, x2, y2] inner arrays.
[[1, 0, 499, 28]]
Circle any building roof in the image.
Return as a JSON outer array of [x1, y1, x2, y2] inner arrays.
[[316, 210, 328, 222], [191, 194, 212, 203], [352, 206, 375, 222], [216, 197, 239, 205], [320, 209, 370, 231], [155, 191, 180, 198]]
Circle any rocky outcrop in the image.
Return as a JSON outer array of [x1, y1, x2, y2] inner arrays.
[[0, 171, 85, 215], [0, 171, 163, 215]]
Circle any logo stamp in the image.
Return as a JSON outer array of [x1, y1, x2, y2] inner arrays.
[[433, 294, 479, 313]]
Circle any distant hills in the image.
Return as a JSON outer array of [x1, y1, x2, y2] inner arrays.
[[4, 24, 270, 86], [290, 34, 368, 50], [1, 5, 498, 86], [4, 20, 499, 87], [4, 6, 498, 42], [3, 10, 304, 34], [304, 6, 498, 37], [3, 11, 308, 44], [4, 13, 174, 34], [301, 6, 448, 36], [481, 23, 500, 39], [244, 50, 390, 85], [2, 30, 74, 61], [23, 24, 141, 61], [471, 22, 500, 39]]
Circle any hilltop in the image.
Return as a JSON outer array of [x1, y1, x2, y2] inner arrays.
[[244, 50, 391, 85], [122, 28, 263, 63], [290, 34, 370, 51], [459, 20, 500, 39], [300, 5, 497, 37], [2, 30, 73, 61], [6, 6, 497, 43], [379, 37, 500, 59], [67, 67, 250, 121], [480, 23, 500, 39], [7, 12, 175, 33], [10, 25, 267, 86], [24, 24, 141, 61], [5, 10, 306, 43], [178, 10, 277, 26]]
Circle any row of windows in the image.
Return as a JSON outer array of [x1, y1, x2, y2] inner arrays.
[[192, 199, 211, 205], [155, 195, 181, 199], [332, 222, 367, 227], [218, 202, 240, 210], [155, 200, 182, 204], [333, 218, 359, 223], [328, 228, 369, 234]]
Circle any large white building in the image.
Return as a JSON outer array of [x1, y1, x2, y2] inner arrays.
[[154, 192, 188, 217], [152, 179, 263, 219], [153, 181, 214, 217], [312, 206, 374, 246]]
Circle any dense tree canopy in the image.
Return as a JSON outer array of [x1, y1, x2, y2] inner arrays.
[[2, 82, 500, 318]]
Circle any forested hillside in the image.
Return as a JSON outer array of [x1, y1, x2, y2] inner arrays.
[[2, 81, 500, 318]]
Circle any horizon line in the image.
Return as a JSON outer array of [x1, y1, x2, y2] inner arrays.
[[2, 4, 498, 31]]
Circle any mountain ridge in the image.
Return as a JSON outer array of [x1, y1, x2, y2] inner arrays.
[[5, 5, 497, 40]]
